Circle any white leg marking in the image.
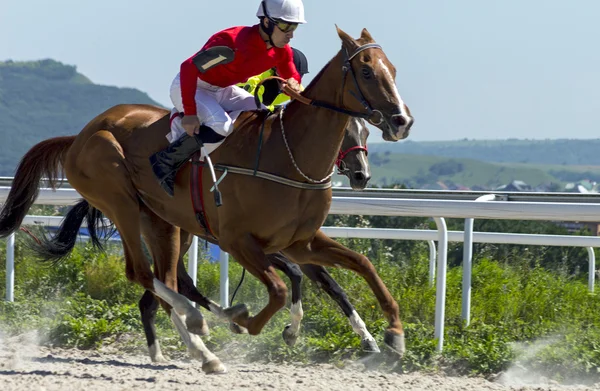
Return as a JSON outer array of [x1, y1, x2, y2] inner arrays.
[[288, 301, 304, 335], [209, 301, 227, 319], [149, 342, 167, 363], [153, 278, 196, 316], [170, 309, 218, 365], [349, 310, 376, 342]]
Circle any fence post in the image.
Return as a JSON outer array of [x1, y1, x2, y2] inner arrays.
[[6, 233, 15, 302], [587, 247, 596, 293], [433, 217, 448, 352], [219, 250, 229, 307], [462, 194, 497, 326], [427, 240, 436, 287], [188, 236, 199, 286]]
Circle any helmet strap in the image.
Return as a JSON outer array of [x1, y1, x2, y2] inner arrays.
[[259, 2, 276, 47], [260, 17, 276, 47]]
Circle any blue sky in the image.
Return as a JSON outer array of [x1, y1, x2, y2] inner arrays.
[[1, 0, 599, 142]]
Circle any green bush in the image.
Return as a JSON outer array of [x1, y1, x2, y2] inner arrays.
[[1, 237, 600, 382]]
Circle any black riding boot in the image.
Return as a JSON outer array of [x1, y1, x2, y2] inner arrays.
[[149, 133, 202, 197]]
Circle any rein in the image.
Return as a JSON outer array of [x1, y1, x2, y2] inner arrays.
[[236, 43, 381, 186], [254, 43, 384, 124]]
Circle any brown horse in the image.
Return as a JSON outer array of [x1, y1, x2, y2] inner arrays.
[[139, 117, 376, 363], [0, 27, 412, 373], [336, 117, 370, 189]]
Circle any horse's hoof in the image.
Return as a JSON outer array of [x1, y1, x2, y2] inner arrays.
[[383, 330, 405, 356], [150, 353, 168, 363], [360, 338, 381, 353], [223, 303, 249, 321], [149, 344, 168, 363], [229, 321, 248, 334], [282, 324, 299, 347], [202, 359, 227, 374], [186, 314, 210, 336]]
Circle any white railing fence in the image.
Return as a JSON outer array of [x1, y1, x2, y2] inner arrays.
[[2, 185, 600, 352]]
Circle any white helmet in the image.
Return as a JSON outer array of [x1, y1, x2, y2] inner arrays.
[[256, 0, 307, 24]]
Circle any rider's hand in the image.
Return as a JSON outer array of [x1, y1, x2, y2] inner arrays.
[[286, 78, 302, 94], [182, 115, 200, 137]]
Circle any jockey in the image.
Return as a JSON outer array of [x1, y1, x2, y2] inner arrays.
[[238, 47, 309, 111], [150, 0, 307, 197]]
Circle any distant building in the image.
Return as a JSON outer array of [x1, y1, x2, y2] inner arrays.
[[556, 221, 600, 236], [495, 180, 531, 192], [564, 180, 597, 193]]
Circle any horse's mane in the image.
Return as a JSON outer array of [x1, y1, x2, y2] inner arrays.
[[224, 53, 339, 150], [300, 53, 339, 96]]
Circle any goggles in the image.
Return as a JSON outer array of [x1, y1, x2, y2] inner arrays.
[[271, 19, 298, 33]]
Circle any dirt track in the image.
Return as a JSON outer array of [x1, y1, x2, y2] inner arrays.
[[1, 339, 599, 391]]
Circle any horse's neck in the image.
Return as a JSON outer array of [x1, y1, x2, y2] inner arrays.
[[280, 55, 350, 181]]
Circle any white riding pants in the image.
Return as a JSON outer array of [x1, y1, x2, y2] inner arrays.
[[168, 73, 261, 142]]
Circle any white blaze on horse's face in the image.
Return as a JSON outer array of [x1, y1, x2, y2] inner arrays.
[[375, 58, 413, 141]]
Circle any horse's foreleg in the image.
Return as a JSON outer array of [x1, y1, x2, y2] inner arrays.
[[284, 230, 404, 356], [220, 234, 288, 336], [267, 253, 304, 346], [299, 263, 379, 353]]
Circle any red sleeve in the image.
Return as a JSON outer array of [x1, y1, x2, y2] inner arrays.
[[179, 31, 235, 116], [275, 46, 301, 84]]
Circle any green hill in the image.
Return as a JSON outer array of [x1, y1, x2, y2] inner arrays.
[[333, 153, 560, 189], [0, 59, 163, 175], [1, 58, 598, 190], [368, 138, 600, 166], [332, 152, 600, 190]]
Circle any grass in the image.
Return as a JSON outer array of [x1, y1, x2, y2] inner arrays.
[[1, 234, 599, 383]]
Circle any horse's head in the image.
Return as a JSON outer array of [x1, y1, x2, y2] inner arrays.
[[336, 26, 413, 141], [337, 118, 371, 190]]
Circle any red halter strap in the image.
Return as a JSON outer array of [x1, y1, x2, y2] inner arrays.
[[336, 145, 368, 167]]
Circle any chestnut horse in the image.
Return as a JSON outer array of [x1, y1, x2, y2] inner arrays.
[[0, 27, 412, 373], [139, 117, 376, 363]]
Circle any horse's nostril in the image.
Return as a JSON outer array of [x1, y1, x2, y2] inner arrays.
[[391, 115, 407, 128], [354, 172, 366, 182]]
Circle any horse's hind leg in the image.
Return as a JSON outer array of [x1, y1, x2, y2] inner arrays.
[[299, 263, 379, 353], [284, 230, 405, 356], [68, 131, 219, 364], [139, 290, 167, 362], [267, 253, 304, 346], [139, 207, 225, 373], [138, 227, 226, 364]]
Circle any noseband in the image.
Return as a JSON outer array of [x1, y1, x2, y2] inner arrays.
[[336, 145, 368, 173]]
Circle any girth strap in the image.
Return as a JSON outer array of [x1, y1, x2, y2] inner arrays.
[[190, 151, 216, 238]]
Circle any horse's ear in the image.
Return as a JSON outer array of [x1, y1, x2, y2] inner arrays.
[[360, 28, 374, 43], [336, 24, 359, 53]]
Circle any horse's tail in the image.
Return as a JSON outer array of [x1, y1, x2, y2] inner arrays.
[[26, 198, 116, 264], [0, 136, 75, 238]]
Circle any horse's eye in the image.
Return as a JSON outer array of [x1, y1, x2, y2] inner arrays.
[[362, 67, 371, 79]]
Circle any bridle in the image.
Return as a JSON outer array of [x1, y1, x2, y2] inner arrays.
[[254, 42, 385, 184], [336, 145, 368, 174]]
